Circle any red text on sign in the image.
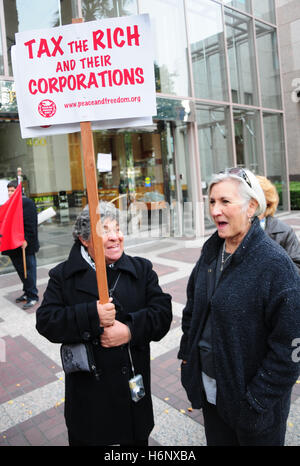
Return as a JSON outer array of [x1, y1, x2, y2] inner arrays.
[[67, 40, 89, 53], [80, 55, 111, 68], [28, 68, 144, 94], [93, 25, 140, 50], [56, 60, 76, 72], [24, 36, 64, 59]]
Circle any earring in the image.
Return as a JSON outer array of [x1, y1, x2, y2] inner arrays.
[[248, 215, 252, 223]]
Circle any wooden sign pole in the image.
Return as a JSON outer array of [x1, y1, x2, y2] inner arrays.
[[22, 247, 27, 279], [80, 122, 109, 303], [73, 17, 109, 303]]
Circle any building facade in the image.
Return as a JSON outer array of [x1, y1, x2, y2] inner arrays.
[[276, 0, 300, 181], [0, 0, 292, 272]]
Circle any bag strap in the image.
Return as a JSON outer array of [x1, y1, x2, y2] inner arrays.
[[128, 344, 136, 378]]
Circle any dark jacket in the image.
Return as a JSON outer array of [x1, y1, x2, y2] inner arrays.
[[36, 242, 172, 445], [265, 215, 300, 271], [2, 196, 39, 257], [178, 218, 300, 437]]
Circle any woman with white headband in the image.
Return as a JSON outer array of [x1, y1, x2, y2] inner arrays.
[[178, 167, 300, 446]]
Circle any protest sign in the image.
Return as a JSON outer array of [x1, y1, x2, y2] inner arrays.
[[12, 45, 153, 137], [13, 14, 156, 129], [12, 14, 157, 302]]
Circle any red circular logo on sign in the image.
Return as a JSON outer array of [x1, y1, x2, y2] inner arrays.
[[38, 100, 56, 118]]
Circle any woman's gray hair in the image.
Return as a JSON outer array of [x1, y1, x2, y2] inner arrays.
[[208, 168, 266, 217], [73, 201, 119, 241]]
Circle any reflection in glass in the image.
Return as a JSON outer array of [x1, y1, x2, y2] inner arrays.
[[196, 104, 233, 188], [61, 0, 79, 25], [3, 0, 77, 75], [256, 21, 281, 109], [156, 98, 195, 122], [252, 0, 275, 24], [225, 8, 258, 105], [222, 0, 251, 14], [173, 122, 192, 204], [0, 81, 17, 113], [196, 104, 233, 226], [0, 21, 4, 75], [233, 108, 263, 173], [186, 0, 227, 101], [263, 112, 287, 210], [94, 127, 174, 206], [82, 0, 137, 21], [171, 122, 194, 236], [139, 0, 190, 96]]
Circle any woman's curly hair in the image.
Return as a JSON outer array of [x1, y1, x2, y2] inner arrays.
[[73, 202, 118, 241]]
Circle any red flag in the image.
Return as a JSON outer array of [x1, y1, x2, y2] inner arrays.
[[0, 184, 24, 252]]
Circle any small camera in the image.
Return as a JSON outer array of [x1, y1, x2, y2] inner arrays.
[[129, 374, 145, 402]]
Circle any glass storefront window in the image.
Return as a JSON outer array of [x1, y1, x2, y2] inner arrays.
[[225, 8, 258, 106], [172, 122, 192, 204], [156, 97, 195, 122], [255, 21, 281, 109], [93, 124, 191, 207], [223, 0, 251, 14], [93, 122, 192, 237], [3, 0, 77, 76], [233, 108, 263, 173], [0, 20, 4, 75], [196, 104, 233, 226], [263, 112, 288, 210], [252, 0, 275, 24], [0, 80, 17, 113], [139, 0, 190, 96], [196, 104, 233, 188], [82, 0, 137, 21], [94, 130, 168, 204], [186, 0, 228, 101], [0, 121, 82, 273], [62, 0, 80, 24]]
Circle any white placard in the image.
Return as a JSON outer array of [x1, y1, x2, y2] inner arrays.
[[38, 207, 56, 225], [0, 180, 9, 205], [97, 153, 112, 172], [13, 15, 156, 129]]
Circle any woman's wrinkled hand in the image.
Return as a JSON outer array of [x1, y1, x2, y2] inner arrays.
[[100, 320, 131, 348], [97, 298, 116, 327]]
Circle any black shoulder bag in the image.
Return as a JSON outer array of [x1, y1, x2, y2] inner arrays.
[[60, 272, 121, 379]]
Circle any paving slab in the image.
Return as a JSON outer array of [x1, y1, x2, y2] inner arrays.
[[1, 212, 300, 447]]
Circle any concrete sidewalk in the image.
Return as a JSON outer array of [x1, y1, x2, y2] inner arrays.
[[0, 212, 300, 446]]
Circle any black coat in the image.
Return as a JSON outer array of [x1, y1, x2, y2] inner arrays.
[[178, 218, 300, 438], [36, 242, 172, 445], [2, 196, 39, 257]]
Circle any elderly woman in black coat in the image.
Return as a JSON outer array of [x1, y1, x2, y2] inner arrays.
[[36, 202, 172, 446], [178, 167, 300, 446]]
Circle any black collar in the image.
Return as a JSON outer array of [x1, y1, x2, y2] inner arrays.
[[105, 252, 138, 279], [63, 241, 138, 280], [203, 217, 264, 266]]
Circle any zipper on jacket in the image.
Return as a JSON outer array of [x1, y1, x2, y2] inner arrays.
[[86, 343, 101, 381]]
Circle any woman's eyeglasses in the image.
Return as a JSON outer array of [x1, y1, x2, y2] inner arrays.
[[222, 167, 252, 189]]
